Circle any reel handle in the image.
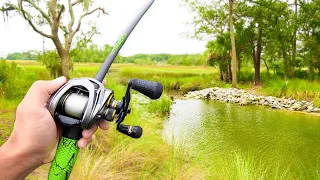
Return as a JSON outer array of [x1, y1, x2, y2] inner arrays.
[[130, 79, 163, 99], [117, 124, 143, 138]]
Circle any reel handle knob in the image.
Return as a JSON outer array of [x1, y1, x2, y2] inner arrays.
[[117, 124, 143, 138], [130, 79, 163, 99]]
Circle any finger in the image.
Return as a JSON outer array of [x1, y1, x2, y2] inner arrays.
[[24, 77, 67, 106], [78, 137, 92, 148], [98, 120, 109, 130], [102, 79, 106, 86], [82, 125, 98, 138]]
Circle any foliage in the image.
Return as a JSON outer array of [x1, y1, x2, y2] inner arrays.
[[183, 0, 320, 84], [71, 44, 123, 63], [6, 51, 37, 60], [0, 60, 34, 99], [37, 50, 64, 78], [123, 53, 171, 63], [167, 54, 205, 66], [261, 78, 320, 101], [147, 95, 173, 116], [124, 53, 206, 66]]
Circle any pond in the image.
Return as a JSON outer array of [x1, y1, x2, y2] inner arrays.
[[163, 100, 320, 179]]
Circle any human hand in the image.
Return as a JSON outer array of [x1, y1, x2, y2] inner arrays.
[[0, 77, 109, 179]]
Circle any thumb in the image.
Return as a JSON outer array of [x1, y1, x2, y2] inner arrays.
[[25, 77, 67, 106], [47, 76, 68, 95]]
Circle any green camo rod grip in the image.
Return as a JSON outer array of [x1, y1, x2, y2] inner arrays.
[[48, 136, 79, 180]]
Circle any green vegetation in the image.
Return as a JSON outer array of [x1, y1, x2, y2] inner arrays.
[[183, 0, 320, 86], [1, 60, 320, 179], [6, 49, 206, 67], [2, 0, 320, 178], [118, 66, 221, 94], [0, 60, 215, 179], [260, 78, 320, 101], [6, 51, 37, 60]]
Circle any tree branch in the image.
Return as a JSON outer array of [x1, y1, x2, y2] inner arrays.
[[23, 0, 52, 26], [50, 0, 57, 19], [68, 0, 75, 32], [18, 2, 53, 39], [60, 25, 68, 34], [57, 4, 65, 21], [71, 0, 82, 6], [0, 6, 15, 11], [73, 7, 108, 36]]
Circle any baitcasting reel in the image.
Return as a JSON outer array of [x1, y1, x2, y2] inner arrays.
[[48, 77, 163, 139], [47, 1, 158, 179]]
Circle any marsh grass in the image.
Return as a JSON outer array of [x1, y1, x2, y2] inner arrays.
[[260, 78, 320, 101], [118, 65, 221, 94]]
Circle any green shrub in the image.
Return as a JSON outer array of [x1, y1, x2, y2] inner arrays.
[[237, 67, 254, 83], [294, 69, 309, 79], [0, 60, 9, 84]]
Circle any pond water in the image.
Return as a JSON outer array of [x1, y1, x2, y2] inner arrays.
[[163, 100, 320, 179]]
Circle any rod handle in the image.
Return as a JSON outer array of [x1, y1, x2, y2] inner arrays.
[[48, 136, 79, 180]]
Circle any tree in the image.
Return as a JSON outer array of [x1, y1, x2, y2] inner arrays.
[[183, 0, 233, 82], [1, 0, 107, 79], [291, 0, 298, 78], [206, 34, 232, 83], [299, 0, 320, 81], [236, 0, 293, 84], [229, 0, 237, 87]]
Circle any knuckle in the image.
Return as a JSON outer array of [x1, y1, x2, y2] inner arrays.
[[31, 80, 45, 88]]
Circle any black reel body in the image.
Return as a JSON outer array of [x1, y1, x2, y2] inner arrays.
[[48, 77, 163, 139]]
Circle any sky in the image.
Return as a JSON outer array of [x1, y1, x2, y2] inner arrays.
[[0, 0, 207, 57]]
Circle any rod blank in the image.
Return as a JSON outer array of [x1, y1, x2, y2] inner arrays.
[[95, 0, 155, 82]]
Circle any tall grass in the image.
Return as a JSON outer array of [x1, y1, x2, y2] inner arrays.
[[260, 78, 320, 103], [118, 66, 222, 94]]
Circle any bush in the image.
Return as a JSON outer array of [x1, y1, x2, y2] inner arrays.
[[294, 69, 309, 79], [0, 60, 26, 99], [37, 50, 62, 78], [237, 67, 254, 83], [0, 60, 9, 85]]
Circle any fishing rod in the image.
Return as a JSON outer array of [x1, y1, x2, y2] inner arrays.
[[47, 0, 162, 179]]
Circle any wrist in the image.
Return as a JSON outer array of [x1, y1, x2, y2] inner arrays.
[[0, 137, 41, 180]]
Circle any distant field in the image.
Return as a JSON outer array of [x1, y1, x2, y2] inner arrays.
[[7, 60, 215, 70], [3, 60, 220, 95]]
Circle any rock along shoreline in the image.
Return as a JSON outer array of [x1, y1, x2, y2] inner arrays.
[[183, 87, 320, 114]]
